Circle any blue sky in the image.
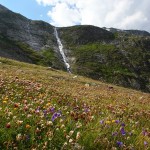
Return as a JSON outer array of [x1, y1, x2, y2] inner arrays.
[[0, 0, 50, 22]]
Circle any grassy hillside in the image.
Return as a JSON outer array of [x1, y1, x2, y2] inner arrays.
[[0, 57, 150, 149]]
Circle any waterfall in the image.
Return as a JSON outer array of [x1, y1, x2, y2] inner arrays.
[[54, 27, 71, 73], [27, 21, 32, 40]]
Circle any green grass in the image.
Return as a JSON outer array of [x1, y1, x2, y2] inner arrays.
[[62, 35, 150, 92], [0, 57, 150, 149]]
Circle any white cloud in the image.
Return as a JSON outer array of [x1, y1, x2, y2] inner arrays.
[[36, 0, 150, 31], [47, 2, 81, 26]]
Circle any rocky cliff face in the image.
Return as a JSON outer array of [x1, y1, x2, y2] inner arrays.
[[0, 4, 55, 50], [0, 4, 64, 69], [58, 26, 150, 92], [0, 4, 150, 92]]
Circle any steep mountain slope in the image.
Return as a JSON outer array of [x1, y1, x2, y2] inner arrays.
[[0, 4, 63, 69], [0, 4, 150, 92], [58, 26, 150, 92]]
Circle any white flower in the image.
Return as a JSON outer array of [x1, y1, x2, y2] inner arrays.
[[60, 124, 65, 129], [46, 121, 53, 126], [76, 132, 81, 140], [16, 133, 22, 141], [69, 130, 74, 136], [69, 139, 73, 143], [60, 119, 63, 123]]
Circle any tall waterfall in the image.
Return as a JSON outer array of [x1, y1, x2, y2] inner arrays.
[[54, 27, 71, 73]]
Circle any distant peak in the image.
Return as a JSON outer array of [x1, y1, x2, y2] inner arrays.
[[0, 4, 9, 11]]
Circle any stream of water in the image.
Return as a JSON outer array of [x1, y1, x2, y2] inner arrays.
[[54, 27, 71, 73]]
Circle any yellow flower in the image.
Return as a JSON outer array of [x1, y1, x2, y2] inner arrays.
[[3, 101, 7, 104], [4, 97, 8, 101], [46, 102, 51, 106], [112, 120, 116, 123], [106, 121, 111, 124], [26, 124, 31, 129]]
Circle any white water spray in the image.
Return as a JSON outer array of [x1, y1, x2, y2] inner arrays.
[[27, 21, 32, 40], [54, 27, 71, 73]]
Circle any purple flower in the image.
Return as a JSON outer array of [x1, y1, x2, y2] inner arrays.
[[144, 141, 148, 146], [121, 123, 125, 126], [115, 120, 120, 123], [26, 134, 30, 141], [35, 107, 40, 113], [49, 107, 55, 113], [100, 120, 104, 124], [142, 130, 148, 136], [112, 132, 118, 136], [120, 127, 126, 136], [117, 141, 123, 147], [84, 108, 90, 113], [51, 112, 61, 122]]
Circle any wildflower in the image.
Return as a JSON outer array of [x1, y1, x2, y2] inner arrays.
[[144, 141, 148, 146], [60, 124, 65, 129], [142, 129, 148, 136], [76, 132, 81, 140], [63, 142, 67, 146], [3, 101, 7, 104], [16, 120, 23, 125], [7, 112, 13, 116], [51, 112, 61, 122], [27, 114, 32, 118], [46, 102, 51, 107], [69, 130, 74, 136], [6, 122, 11, 128], [91, 116, 95, 120], [115, 120, 120, 123], [13, 116, 17, 119], [16, 134, 22, 141], [26, 124, 31, 129], [60, 119, 63, 123], [112, 132, 118, 136], [121, 123, 125, 126], [46, 121, 53, 126], [50, 107, 55, 113], [24, 106, 28, 111], [35, 128, 40, 134], [112, 120, 116, 123], [56, 128, 59, 131], [25, 134, 30, 141], [106, 121, 111, 124], [35, 109, 40, 114], [100, 120, 104, 124], [120, 127, 126, 136], [76, 122, 82, 128], [14, 103, 19, 108], [66, 135, 70, 139], [69, 139, 73, 143], [117, 141, 123, 147]]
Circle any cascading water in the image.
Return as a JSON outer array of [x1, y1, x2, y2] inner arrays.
[[27, 21, 32, 40], [54, 27, 71, 73]]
